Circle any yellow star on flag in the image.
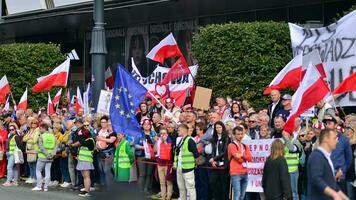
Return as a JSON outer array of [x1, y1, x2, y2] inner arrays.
[[130, 102, 134, 106], [120, 110, 125, 115], [130, 109, 135, 114], [126, 114, 130, 118], [115, 104, 120, 109], [123, 87, 128, 92], [128, 94, 132, 99], [118, 87, 122, 93], [115, 95, 120, 100]]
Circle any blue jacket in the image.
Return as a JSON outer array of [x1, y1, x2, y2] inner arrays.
[[307, 149, 339, 200], [134, 130, 157, 156], [331, 132, 352, 179]]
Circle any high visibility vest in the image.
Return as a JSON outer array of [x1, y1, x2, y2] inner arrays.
[[284, 140, 299, 173], [9, 136, 17, 155], [78, 138, 94, 163], [38, 133, 56, 159], [159, 142, 172, 161], [174, 137, 195, 169], [116, 140, 131, 169]]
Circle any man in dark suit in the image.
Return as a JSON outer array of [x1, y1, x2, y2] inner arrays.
[[267, 89, 283, 128], [307, 129, 349, 200]]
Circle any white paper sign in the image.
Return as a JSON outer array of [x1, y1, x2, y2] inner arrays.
[[244, 139, 274, 193], [97, 90, 113, 115], [289, 10, 356, 107]]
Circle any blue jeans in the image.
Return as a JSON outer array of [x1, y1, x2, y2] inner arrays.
[[231, 174, 248, 200], [290, 171, 299, 200], [28, 162, 36, 179], [60, 158, 70, 183], [6, 154, 19, 183]]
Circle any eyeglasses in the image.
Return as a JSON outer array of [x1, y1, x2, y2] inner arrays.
[[249, 121, 256, 123], [9, 129, 15, 131], [84, 125, 90, 127], [299, 134, 306, 138]]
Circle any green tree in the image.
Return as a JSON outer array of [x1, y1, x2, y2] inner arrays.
[[192, 22, 292, 109], [0, 43, 65, 110]]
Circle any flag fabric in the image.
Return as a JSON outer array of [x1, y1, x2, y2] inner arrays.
[[76, 87, 84, 114], [83, 83, 91, 115], [2, 96, 9, 113], [110, 64, 147, 139], [131, 57, 143, 78], [105, 67, 114, 89], [0, 75, 11, 104], [263, 54, 302, 94], [160, 57, 190, 84], [17, 88, 28, 111], [146, 33, 183, 64], [32, 59, 70, 92], [301, 49, 327, 79], [53, 88, 62, 106], [332, 72, 356, 95], [47, 92, 55, 116], [284, 63, 330, 134]]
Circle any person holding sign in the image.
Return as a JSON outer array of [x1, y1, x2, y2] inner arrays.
[[307, 129, 349, 200], [262, 139, 292, 200], [228, 126, 252, 200]]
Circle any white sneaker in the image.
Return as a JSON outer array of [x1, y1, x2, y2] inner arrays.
[[43, 188, 48, 192], [32, 186, 42, 191], [80, 187, 95, 192], [50, 181, 58, 186], [25, 179, 31, 184], [60, 182, 71, 188], [27, 178, 35, 184]]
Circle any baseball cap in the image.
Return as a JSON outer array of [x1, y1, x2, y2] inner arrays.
[[322, 115, 337, 123], [281, 94, 292, 100]]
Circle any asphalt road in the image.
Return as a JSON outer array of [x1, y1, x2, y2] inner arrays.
[[0, 184, 81, 200]]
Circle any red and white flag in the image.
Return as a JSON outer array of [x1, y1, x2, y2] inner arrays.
[[32, 59, 70, 92], [263, 54, 302, 94], [105, 67, 114, 89], [2, 96, 10, 113], [47, 92, 55, 116], [17, 88, 28, 111], [75, 87, 84, 114], [0, 75, 11, 104], [301, 49, 327, 79], [146, 33, 183, 64], [52, 88, 62, 106], [332, 72, 356, 95], [284, 63, 330, 134], [161, 57, 190, 84]]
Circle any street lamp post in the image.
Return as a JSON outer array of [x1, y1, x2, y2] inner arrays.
[[90, 0, 107, 111]]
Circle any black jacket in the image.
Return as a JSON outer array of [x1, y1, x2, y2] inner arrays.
[[262, 156, 292, 200], [210, 135, 229, 168], [267, 100, 283, 128]]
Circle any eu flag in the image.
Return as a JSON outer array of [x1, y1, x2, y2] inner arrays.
[[110, 64, 147, 139]]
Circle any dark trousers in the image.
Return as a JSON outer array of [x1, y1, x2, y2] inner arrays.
[[337, 179, 348, 195], [195, 168, 209, 200], [209, 168, 229, 200], [51, 157, 62, 181]]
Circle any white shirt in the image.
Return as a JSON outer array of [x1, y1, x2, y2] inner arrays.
[[176, 137, 183, 168], [318, 146, 335, 176], [270, 100, 280, 118]]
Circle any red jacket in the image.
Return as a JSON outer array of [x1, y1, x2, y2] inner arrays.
[[228, 142, 252, 175]]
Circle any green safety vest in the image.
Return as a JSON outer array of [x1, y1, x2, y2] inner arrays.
[[78, 138, 94, 163], [284, 140, 300, 173], [174, 137, 195, 169], [9, 136, 17, 155], [116, 140, 131, 169], [38, 133, 56, 159]]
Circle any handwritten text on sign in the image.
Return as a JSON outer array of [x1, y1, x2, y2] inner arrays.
[[244, 139, 274, 193]]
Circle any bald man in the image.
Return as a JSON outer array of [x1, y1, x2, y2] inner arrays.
[[267, 90, 283, 128]]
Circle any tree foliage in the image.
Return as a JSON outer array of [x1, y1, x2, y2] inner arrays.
[[0, 43, 65, 110], [192, 22, 292, 109]]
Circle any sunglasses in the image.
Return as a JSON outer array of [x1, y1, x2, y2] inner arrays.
[[249, 121, 256, 123], [299, 134, 306, 137], [84, 124, 90, 127], [9, 129, 15, 131]]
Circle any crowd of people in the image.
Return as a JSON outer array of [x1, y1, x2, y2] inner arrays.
[[0, 89, 355, 200]]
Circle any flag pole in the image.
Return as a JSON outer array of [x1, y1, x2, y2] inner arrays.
[[9, 91, 16, 106], [324, 79, 347, 117]]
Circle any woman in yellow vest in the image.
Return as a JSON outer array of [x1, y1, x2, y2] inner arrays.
[[113, 132, 134, 182], [32, 123, 58, 192], [2, 124, 21, 187], [73, 128, 95, 197], [23, 119, 40, 184]]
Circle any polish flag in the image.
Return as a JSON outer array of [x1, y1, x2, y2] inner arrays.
[[332, 72, 356, 95], [263, 54, 302, 94], [47, 92, 55, 116], [75, 87, 84, 114], [301, 49, 327, 79], [52, 88, 62, 106], [32, 59, 70, 92], [2, 96, 10, 113], [105, 67, 114, 89], [0, 75, 11, 104], [17, 88, 28, 111], [146, 33, 183, 64], [161, 57, 190, 84], [284, 63, 330, 134]]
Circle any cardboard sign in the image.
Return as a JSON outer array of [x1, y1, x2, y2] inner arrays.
[[97, 90, 113, 115], [192, 86, 212, 110]]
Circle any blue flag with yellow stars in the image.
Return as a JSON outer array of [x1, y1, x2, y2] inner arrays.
[[110, 64, 147, 139]]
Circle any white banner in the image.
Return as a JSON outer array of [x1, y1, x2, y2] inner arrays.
[[97, 90, 112, 116], [244, 139, 274, 193], [289, 10, 356, 107]]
